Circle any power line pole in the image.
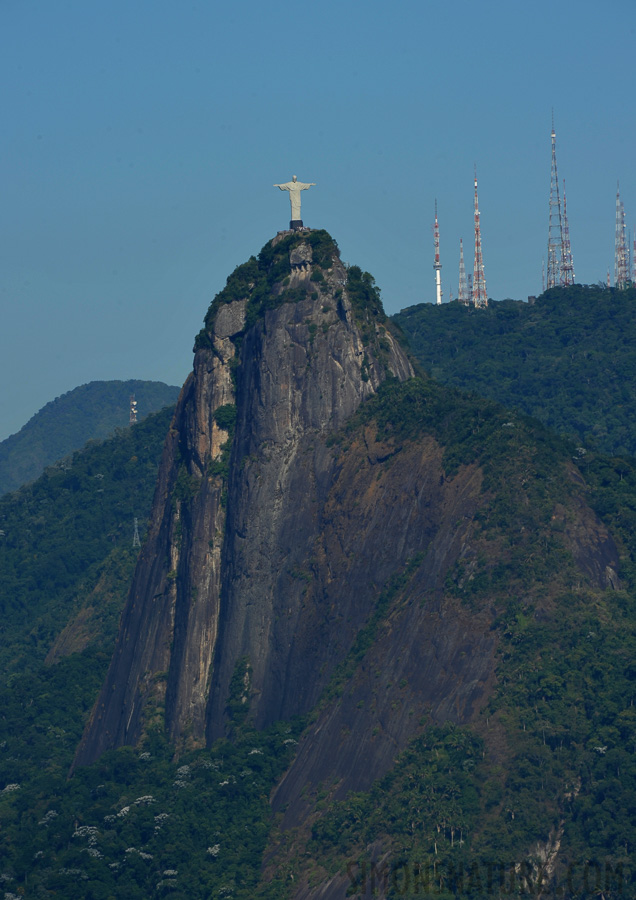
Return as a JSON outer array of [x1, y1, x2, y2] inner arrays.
[[133, 517, 141, 549], [472, 167, 487, 308]]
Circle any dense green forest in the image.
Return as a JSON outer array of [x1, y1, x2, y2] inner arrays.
[[393, 284, 636, 457], [0, 379, 180, 496], [1, 375, 636, 896], [0, 405, 175, 677]]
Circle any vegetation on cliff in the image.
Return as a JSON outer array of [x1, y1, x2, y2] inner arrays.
[[307, 558, 636, 898], [393, 284, 636, 457], [294, 378, 636, 897], [194, 230, 341, 351]]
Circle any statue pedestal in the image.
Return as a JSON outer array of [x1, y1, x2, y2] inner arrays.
[[290, 219, 304, 231]]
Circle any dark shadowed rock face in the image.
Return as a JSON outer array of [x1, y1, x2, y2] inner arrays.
[[74, 232, 415, 766]]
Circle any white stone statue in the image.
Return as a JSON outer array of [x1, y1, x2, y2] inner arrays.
[[273, 175, 316, 222]]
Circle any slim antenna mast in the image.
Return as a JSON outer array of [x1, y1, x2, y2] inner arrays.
[[129, 394, 138, 426], [541, 258, 545, 293], [433, 200, 442, 305], [472, 166, 487, 308], [458, 238, 469, 303], [615, 183, 629, 289], [546, 112, 564, 289], [561, 179, 575, 285]]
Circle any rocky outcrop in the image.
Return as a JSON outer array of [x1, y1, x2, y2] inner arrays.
[[74, 232, 414, 766]]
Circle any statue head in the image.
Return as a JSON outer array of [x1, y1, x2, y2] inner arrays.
[[292, 175, 297, 182]]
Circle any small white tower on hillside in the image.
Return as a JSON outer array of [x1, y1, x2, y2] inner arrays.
[[433, 200, 442, 305]]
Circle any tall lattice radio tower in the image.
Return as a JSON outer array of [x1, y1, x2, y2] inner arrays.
[[129, 394, 138, 426], [472, 167, 487, 308], [132, 517, 141, 549], [433, 200, 442, 305], [615, 184, 630, 289], [546, 114, 564, 289], [458, 238, 469, 304]]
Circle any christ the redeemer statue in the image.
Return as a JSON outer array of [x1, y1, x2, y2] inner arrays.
[[273, 175, 316, 230]]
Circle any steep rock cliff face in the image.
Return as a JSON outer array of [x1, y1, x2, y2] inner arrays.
[[74, 231, 414, 765]]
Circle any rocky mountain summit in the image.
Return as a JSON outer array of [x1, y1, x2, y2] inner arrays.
[[75, 230, 414, 766]]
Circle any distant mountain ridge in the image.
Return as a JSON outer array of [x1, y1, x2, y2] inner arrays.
[[0, 379, 180, 496]]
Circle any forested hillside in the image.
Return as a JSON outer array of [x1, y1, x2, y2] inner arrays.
[[0, 405, 175, 677], [0, 379, 180, 496], [393, 284, 636, 457], [1, 378, 635, 897]]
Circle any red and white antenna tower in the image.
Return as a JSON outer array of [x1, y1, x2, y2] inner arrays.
[[615, 183, 630, 289], [433, 200, 442, 305], [561, 179, 575, 285], [129, 394, 138, 426], [458, 238, 469, 304], [472, 167, 487, 308], [546, 113, 564, 289]]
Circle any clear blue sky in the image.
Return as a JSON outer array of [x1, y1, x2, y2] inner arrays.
[[1, 0, 634, 440]]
